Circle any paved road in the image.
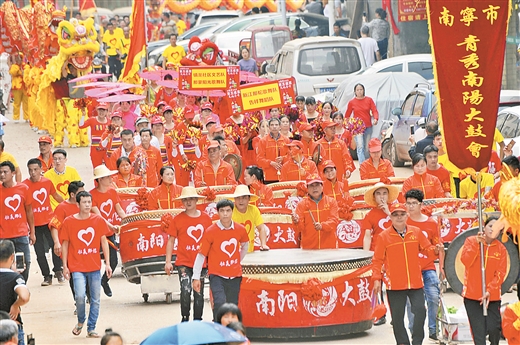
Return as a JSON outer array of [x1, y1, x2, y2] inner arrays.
[[2, 113, 516, 344]]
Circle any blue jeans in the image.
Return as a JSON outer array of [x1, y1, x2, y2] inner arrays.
[[355, 126, 373, 163], [4, 236, 31, 283], [72, 271, 101, 333], [18, 324, 24, 345], [406, 270, 440, 336]]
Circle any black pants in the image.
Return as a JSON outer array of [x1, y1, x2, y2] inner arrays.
[[108, 55, 122, 80], [454, 177, 461, 198], [178, 266, 207, 320], [464, 298, 501, 345], [209, 275, 242, 321], [387, 288, 426, 345], [377, 38, 389, 60], [34, 224, 62, 277], [101, 234, 118, 285]]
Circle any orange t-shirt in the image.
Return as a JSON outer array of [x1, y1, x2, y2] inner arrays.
[[168, 211, 213, 267], [50, 201, 79, 242], [154, 88, 177, 107], [362, 208, 391, 251], [427, 166, 451, 194], [90, 188, 122, 228], [407, 217, 441, 271], [198, 222, 249, 278], [0, 183, 31, 238], [22, 177, 56, 226], [61, 214, 110, 272]]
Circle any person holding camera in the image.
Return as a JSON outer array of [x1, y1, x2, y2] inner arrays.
[[0, 240, 31, 345]]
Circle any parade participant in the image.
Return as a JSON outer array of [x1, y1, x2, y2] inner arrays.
[[196, 102, 215, 128], [154, 74, 178, 107], [36, 136, 53, 173], [164, 186, 210, 321], [226, 112, 249, 158], [111, 157, 144, 188], [0, 240, 30, 345], [216, 303, 242, 326], [147, 166, 183, 210], [225, 185, 269, 252], [162, 34, 185, 69], [372, 203, 441, 345], [280, 141, 318, 182], [102, 22, 123, 80], [345, 83, 379, 163], [405, 189, 443, 341], [0, 161, 35, 283], [62, 191, 112, 339], [332, 112, 356, 150], [317, 121, 355, 182], [402, 154, 444, 199], [362, 182, 398, 251], [9, 54, 28, 123], [492, 155, 520, 202], [108, 129, 149, 184], [151, 116, 175, 166], [156, 101, 167, 115], [134, 117, 160, 148], [322, 160, 350, 201], [252, 119, 269, 154], [211, 128, 241, 158], [423, 145, 452, 197], [461, 216, 506, 345], [304, 97, 319, 122], [90, 166, 126, 297], [23, 159, 64, 286], [44, 149, 82, 210], [408, 121, 438, 158], [295, 96, 305, 112], [161, 106, 176, 134], [118, 101, 138, 132], [257, 118, 290, 183], [0, 319, 20, 345], [293, 176, 339, 249], [100, 112, 123, 161], [433, 131, 462, 197], [244, 166, 275, 207], [359, 138, 394, 180], [279, 115, 292, 139], [0, 140, 22, 182], [194, 141, 237, 187], [319, 102, 334, 122], [502, 300, 520, 345], [459, 170, 495, 200], [299, 123, 317, 160], [192, 199, 249, 320], [269, 108, 280, 118], [79, 102, 110, 169]]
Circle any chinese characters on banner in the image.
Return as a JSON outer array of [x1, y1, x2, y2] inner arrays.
[[427, 0, 511, 171], [119, 226, 168, 263], [398, 0, 427, 22], [227, 78, 296, 116], [178, 66, 240, 91]]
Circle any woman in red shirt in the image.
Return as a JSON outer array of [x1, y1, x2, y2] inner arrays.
[[332, 112, 356, 151], [147, 166, 183, 210], [111, 157, 144, 188], [244, 165, 275, 207], [345, 83, 379, 164], [402, 154, 444, 199]]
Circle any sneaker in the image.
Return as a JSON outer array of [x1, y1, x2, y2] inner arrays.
[[429, 333, 438, 341], [102, 280, 112, 297], [181, 317, 189, 322], [55, 270, 65, 283], [373, 316, 386, 326], [41, 276, 52, 286]]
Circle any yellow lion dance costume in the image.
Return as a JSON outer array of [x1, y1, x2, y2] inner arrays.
[[36, 18, 99, 147]]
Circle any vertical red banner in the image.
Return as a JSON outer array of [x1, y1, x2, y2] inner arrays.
[[427, 0, 511, 171]]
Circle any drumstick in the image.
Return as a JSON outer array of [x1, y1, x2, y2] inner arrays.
[[308, 208, 317, 226]]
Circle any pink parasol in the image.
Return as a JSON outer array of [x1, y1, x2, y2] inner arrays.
[[240, 71, 267, 83], [156, 80, 179, 89], [97, 94, 146, 103], [73, 82, 139, 89], [68, 73, 112, 83], [94, 84, 143, 97], [139, 70, 179, 81], [85, 88, 110, 97], [178, 89, 226, 97]]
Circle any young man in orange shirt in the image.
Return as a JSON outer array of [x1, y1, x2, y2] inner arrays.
[[164, 187, 212, 322], [280, 141, 318, 182], [61, 191, 112, 338], [372, 203, 441, 345], [192, 199, 249, 320], [293, 176, 339, 249], [423, 145, 452, 198], [23, 158, 64, 286]]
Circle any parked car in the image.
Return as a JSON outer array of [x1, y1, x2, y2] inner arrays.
[[496, 105, 520, 157], [211, 13, 279, 34], [265, 36, 366, 97], [195, 10, 242, 26], [360, 54, 434, 81]]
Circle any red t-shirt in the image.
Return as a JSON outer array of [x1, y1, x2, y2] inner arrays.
[[61, 214, 110, 273], [90, 188, 122, 229], [427, 166, 451, 193], [407, 217, 442, 271], [50, 201, 79, 242], [199, 222, 249, 278], [167, 212, 213, 267], [345, 96, 379, 128], [362, 207, 391, 251], [22, 177, 56, 226], [0, 183, 31, 238]]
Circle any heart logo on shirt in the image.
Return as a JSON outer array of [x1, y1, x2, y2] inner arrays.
[[78, 227, 95, 247], [220, 238, 237, 258], [187, 224, 204, 243], [56, 181, 70, 196], [33, 188, 47, 206], [5, 195, 21, 213], [100, 199, 113, 218], [171, 51, 179, 59], [378, 216, 392, 230]]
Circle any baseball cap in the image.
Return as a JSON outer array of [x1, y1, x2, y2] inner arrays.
[[135, 117, 150, 126], [368, 138, 382, 152], [299, 123, 315, 132], [322, 121, 339, 128], [110, 111, 122, 118], [322, 160, 336, 170], [205, 115, 219, 126], [96, 102, 109, 110], [306, 175, 323, 186], [38, 136, 53, 144], [201, 102, 213, 110], [390, 203, 407, 214], [209, 125, 224, 134], [156, 101, 167, 108], [207, 140, 220, 149], [163, 105, 173, 112], [184, 106, 195, 119], [151, 116, 164, 125], [286, 140, 303, 150]]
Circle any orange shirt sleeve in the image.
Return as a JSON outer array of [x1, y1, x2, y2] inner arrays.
[[193, 161, 204, 187], [256, 137, 270, 170], [321, 198, 339, 232], [225, 164, 238, 185]]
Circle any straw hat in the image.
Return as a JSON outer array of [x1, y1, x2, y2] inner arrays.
[[93, 165, 117, 179], [364, 182, 399, 207], [222, 185, 259, 202], [175, 186, 205, 200]]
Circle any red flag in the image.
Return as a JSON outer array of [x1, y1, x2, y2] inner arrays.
[[120, 0, 146, 82], [427, 0, 512, 171], [79, 0, 97, 17]]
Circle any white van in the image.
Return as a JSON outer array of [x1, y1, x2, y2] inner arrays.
[[264, 36, 366, 97]]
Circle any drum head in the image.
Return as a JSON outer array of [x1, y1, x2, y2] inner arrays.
[[445, 227, 519, 296], [224, 154, 242, 180]]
